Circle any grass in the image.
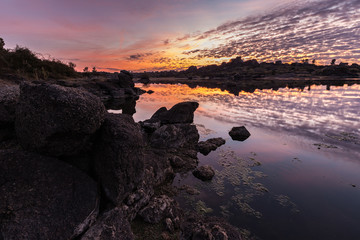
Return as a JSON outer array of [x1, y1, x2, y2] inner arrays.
[[0, 38, 80, 80]]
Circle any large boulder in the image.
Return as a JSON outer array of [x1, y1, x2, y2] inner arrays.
[[150, 124, 199, 149], [81, 208, 134, 240], [0, 150, 99, 240], [93, 114, 145, 205], [15, 83, 106, 156], [0, 85, 19, 141], [150, 102, 199, 124], [229, 126, 251, 141], [118, 71, 135, 88], [0, 85, 19, 126], [198, 138, 226, 155]]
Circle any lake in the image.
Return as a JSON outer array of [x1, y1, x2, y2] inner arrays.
[[114, 83, 360, 239]]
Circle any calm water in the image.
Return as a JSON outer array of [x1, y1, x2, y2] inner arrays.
[[117, 83, 360, 239]]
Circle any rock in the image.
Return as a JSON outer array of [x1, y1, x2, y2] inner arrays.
[[140, 120, 161, 133], [138, 195, 179, 224], [93, 114, 145, 205], [147, 90, 154, 94], [165, 218, 175, 233], [0, 85, 19, 126], [0, 86, 19, 141], [229, 126, 251, 141], [138, 78, 150, 84], [169, 155, 186, 169], [192, 165, 215, 181], [118, 72, 135, 88], [150, 124, 199, 149], [0, 150, 99, 240], [198, 137, 226, 155], [81, 208, 134, 240], [15, 83, 106, 156], [150, 102, 199, 124], [180, 213, 242, 240]]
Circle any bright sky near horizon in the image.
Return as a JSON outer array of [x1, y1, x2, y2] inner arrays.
[[1, 0, 360, 72]]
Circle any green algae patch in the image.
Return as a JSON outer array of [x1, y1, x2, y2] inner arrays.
[[200, 149, 268, 218], [275, 194, 300, 213], [195, 200, 213, 215]]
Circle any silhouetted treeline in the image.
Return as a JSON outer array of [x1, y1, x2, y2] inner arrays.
[[0, 37, 79, 80]]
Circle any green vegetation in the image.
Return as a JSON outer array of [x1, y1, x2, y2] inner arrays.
[[0, 37, 79, 79]]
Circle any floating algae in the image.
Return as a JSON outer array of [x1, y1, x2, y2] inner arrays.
[[275, 194, 300, 214], [325, 132, 359, 144], [195, 200, 213, 215], [313, 143, 338, 149], [197, 149, 268, 218]]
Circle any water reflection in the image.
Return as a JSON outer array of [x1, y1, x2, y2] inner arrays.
[[130, 83, 360, 240], [134, 83, 359, 152]]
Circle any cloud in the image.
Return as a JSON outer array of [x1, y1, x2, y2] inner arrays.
[[180, 0, 360, 64]]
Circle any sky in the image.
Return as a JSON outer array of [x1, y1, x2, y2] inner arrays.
[[1, 0, 360, 72]]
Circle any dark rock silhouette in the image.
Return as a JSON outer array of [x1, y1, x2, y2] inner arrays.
[[93, 114, 145, 205], [150, 102, 199, 124], [193, 165, 215, 181], [15, 83, 106, 156], [0, 85, 19, 141], [0, 81, 241, 239], [81, 208, 134, 240], [118, 71, 135, 88], [138, 195, 180, 225], [150, 124, 199, 149], [181, 213, 242, 240], [198, 137, 226, 155], [229, 126, 251, 141], [0, 150, 98, 240]]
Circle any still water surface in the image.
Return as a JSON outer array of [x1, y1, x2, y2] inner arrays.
[[133, 83, 360, 239]]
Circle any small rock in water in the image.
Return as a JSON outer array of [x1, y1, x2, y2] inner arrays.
[[229, 126, 251, 141], [198, 137, 226, 155], [193, 165, 215, 181]]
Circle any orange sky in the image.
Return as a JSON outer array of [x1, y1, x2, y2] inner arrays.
[[1, 0, 360, 72]]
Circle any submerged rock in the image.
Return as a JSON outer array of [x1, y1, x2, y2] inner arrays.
[[0, 150, 98, 240], [229, 126, 251, 141], [193, 165, 215, 181], [198, 137, 226, 155], [81, 208, 134, 240], [15, 83, 106, 156], [93, 113, 145, 205]]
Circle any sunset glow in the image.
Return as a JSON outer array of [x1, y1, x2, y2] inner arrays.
[[2, 0, 359, 72]]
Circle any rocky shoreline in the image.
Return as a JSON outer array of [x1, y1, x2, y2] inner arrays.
[[0, 73, 241, 239]]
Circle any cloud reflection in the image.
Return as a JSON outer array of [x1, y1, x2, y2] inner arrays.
[[135, 83, 360, 156]]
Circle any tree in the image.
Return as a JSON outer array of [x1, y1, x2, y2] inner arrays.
[[0, 38, 4, 50], [312, 59, 316, 65], [302, 59, 309, 64], [68, 62, 76, 70], [92, 67, 97, 73], [83, 67, 89, 72], [331, 59, 336, 65]]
